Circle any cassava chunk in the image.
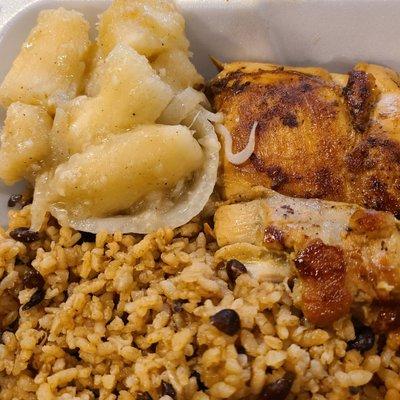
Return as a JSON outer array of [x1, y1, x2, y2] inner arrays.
[[53, 44, 174, 157], [0, 8, 91, 113], [39, 108, 220, 234], [35, 124, 203, 222], [0, 103, 52, 184], [97, 0, 189, 59], [152, 49, 204, 92]]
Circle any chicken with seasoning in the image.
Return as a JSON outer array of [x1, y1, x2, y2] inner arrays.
[[209, 61, 400, 217], [214, 190, 400, 329]]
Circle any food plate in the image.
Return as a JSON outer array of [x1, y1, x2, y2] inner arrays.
[[1, 1, 400, 398]]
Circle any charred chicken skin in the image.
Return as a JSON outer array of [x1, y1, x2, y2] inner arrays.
[[209, 61, 400, 217]]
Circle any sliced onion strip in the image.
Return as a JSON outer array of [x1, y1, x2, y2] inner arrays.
[[216, 121, 258, 165], [201, 110, 223, 123], [158, 87, 207, 125]]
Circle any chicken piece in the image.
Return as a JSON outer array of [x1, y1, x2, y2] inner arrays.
[[209, 61, 358, 202], [330, 73, 348, 88], [372, 92, 400, 139], [214, 190, 400, 327], [214, 190, 358, 250], [209, 61, 400, 217], [355, 63, 400, 140], [0, 103, 52, 185], [355, 63, 400, 93], [294, 239, 352, 327], [0, 8, 91, 114]]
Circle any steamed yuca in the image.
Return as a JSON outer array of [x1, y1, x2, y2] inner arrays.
[[53, 45, 174, 158], [0, 8, 91, 113], [0, 103, 52, 185], [152, 49, 204, 92], [97, 0, 188, 59], [86, 0, 192, 95], [35, 125, 203, 223]]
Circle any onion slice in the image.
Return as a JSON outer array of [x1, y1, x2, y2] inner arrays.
[[158, 87, 208, 125], [201, 110, 223, 124], [216, 122, 258, 165], [49, 107, 220, 234]]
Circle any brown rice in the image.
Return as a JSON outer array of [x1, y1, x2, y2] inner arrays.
[[0, 205, 399, 399]]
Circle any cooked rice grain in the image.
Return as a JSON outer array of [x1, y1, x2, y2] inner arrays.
[[0, 207, 399, 400]]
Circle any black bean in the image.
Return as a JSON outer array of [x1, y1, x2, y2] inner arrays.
[[7, 194, 32, 208], [260, 372, 295, 400], [226, 259, 247, 283], [76, 231, 96, 245], [347, 320, 375, 353], [92, 388, 100, 399], [7, 194, 22, 208], [10, 227, 40, 243], [347, 330, 375, 352], [22, 288, 45, 310], [172, 299, 188, 313], [211, 309, 241, 336], [136, 392, 153, 400], [22, 268, 45, 289], [161, 381, 176, 399], [190, 370, 207, 391]]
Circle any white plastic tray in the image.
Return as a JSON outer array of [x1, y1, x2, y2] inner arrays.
[[1, 0, 400, 226]]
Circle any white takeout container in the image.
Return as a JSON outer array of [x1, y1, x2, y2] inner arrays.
[[0, 0, 399, 226]]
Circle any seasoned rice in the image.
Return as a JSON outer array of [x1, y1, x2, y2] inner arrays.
[[0, 205, 400, 400]]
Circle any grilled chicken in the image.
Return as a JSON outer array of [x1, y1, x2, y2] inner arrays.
[[214, 190, 400, 328], [209, 61, 400, 217]]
